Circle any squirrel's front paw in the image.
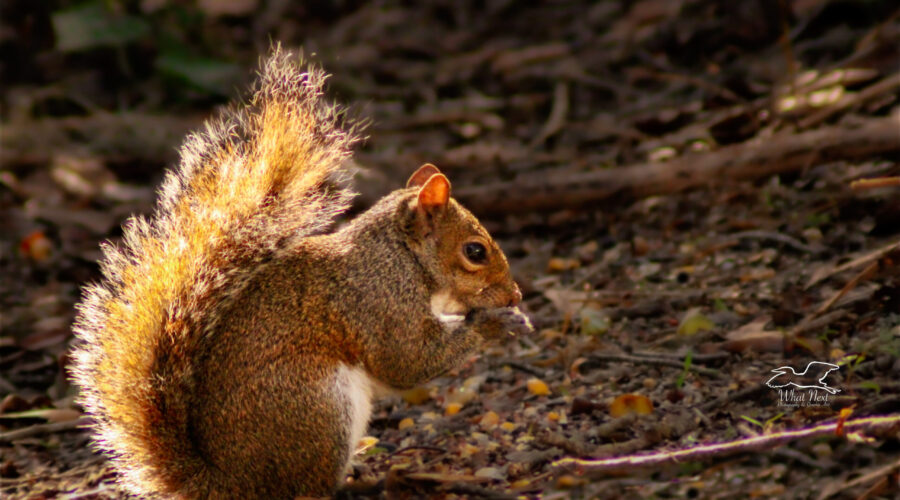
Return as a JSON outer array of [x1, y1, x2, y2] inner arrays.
[[469, 307, 534, 339]]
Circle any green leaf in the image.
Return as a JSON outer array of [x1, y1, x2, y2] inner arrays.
[[677, 308, 714, 336], [740, 415, 763, 428], [156, 52, 242, 95], [858, 381, 881, 395], [52, 2, 151, 52], [676, 350, 693, 388]]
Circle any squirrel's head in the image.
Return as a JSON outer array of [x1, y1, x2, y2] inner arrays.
[[402, 164, 522, 316]]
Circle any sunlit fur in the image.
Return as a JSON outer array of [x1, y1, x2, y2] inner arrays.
[[70, 47, 360, 497]]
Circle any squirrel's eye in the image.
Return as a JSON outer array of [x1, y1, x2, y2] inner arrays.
[[463, 242, 487, 264]]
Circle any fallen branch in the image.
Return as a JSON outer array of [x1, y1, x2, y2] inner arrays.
[[457, 114, 900, 215], [1, 113, 200, 166], [552, 414, 900, 476], [584, 353, 722, 378], [799, 73, 900, 129]]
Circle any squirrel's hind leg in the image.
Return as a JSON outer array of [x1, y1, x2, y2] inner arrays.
[[192, 355, 360, 497]]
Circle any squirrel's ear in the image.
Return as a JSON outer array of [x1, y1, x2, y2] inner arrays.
[[406, 163, 442, 188], [417, 173, 450, 213]]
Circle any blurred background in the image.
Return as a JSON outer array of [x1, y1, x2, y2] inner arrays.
[[2, 1, 900, 498]]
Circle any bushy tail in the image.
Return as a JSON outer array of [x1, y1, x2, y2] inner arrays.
[[70, 47, 359, 497]]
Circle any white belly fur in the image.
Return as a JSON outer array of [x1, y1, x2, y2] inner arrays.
[[335, 363, 374, 461], [431, 289, 466, 324]]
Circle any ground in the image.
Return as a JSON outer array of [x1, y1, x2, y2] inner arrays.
[[2, 1, 900, 498]]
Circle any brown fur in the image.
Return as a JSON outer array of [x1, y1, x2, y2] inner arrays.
[[71, 48, 530, 498]]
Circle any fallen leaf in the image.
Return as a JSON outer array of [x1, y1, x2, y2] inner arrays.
[[445, 403, 462, 416], [480, 411, 500, 428], [446, 375, 486, 406], [19, 231, 53, 262], [547, 257, 580, 272], [556, 474, 587, 488], [609, 394, 654, 417], [722, 317, 785, 353], [526, 378, 551, 396], [474, 467, 506, 480], [401, 386, 431, 405], [543, 288, 590, 317]]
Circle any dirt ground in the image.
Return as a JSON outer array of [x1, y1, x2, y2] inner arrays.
[[2, 1, 900, 498]]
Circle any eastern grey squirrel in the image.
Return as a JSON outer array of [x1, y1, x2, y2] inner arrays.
[[70, 48, 533, 498]]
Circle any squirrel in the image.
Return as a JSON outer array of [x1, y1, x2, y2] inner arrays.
[[69, 47, 533, 498]]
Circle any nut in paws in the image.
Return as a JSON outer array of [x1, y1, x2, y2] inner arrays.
[[484, 306, 534, 336]]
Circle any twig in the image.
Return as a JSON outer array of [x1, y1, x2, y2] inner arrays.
[[729, 229, 825, 254], [530, 81, 569, 147], [0, 418, 89, 443], [552, 414, 900, 475], [816, 260, 881, 315], [392, 445, 447, 455], [440, 482, 518, 499], [806, 237, 900, 289], [772, 447, 830, 469], [591, 437, 652, 458], [497, 359, 546, 378], [816, 455, 900, 500], [851, 176, 900, 190], [631, 350, 730, 364], [790, 309, 851, 336], [586, 353, 721, 378], [539, 430, 594, 456], [696, 385, 773, 413]]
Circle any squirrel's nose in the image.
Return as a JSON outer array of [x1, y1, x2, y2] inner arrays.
[[508, 285, 522, 307]]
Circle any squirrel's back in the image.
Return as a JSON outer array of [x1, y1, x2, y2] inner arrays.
[[70, 48, 359, 497]]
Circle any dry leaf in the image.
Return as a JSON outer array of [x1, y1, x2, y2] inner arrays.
[[722, 317, 784, 353], [609, 394, 654, 417], [480, 411, 500, 428], [445, 403, 463, 416], [526, 378, 551, 396]]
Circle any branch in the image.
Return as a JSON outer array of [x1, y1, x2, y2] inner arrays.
[[457, 114, 900, 215], [552, 414, 900, 475]]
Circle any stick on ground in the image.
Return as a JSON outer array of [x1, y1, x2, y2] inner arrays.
[[552, 414, 900, 476]]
